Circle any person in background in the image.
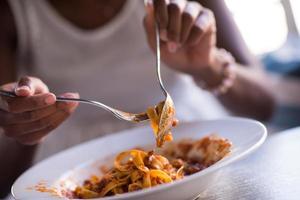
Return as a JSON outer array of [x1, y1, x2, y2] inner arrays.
[[0, 0, 274, 197]]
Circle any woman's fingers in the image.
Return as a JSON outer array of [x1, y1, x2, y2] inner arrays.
[[2, 94, 78, 138], [15, 109, 72, 145], [15, 126, 53, 145], [0, 83, 15, 91], [145, 0, 215, 47], [147, 0, 215, 52], [144, 1, 156, 50], [166, 0, 186, 51], [15, 76, 49, 96], [0, 93, 56, 113], [0, 104, 57, 125], [180, 2, 202, 43], [15, 76, 34, 96], [56, 93, 79, 113], [0, 76, 56, 113], [186, 9, 215, 46], [153, 0, 169, 40], [3, 109, 67, 137], [1, 93, 79, 140], [0, 76, 80, 145]]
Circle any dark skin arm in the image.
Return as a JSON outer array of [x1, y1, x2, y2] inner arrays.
[[0, 0, 38, 197], [0, 1, 79, 197], [199, 0, 275, 120], [0, 140, 38, 198]]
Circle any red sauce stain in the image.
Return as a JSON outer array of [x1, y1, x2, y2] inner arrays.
[[26, 180, 61, 198]]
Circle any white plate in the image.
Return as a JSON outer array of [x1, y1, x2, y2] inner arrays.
[[12, 117, 267, 200]]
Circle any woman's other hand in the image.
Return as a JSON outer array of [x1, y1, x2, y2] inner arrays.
[[0, 76, 79, 145], [144, 0, 222, 85]]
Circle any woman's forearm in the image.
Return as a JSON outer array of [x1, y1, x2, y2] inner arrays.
[[0, 136, 38, 197], [195, 0, 275, 120], [217, 65, 275, 121], [192, 47, 275, 121], [0, 2, 37, 196]]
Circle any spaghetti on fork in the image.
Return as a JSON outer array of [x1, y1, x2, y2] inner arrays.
[[146, 101, 178, 147]]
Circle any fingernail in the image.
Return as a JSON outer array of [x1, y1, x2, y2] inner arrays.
[[15, 86, 31, 96], [144, 0, 153, 14], [170, 0, 186, 11], [168, 42, 178, 53], [45, 94, 56, 105], [144, 0, 153, 6], [196, 13, 210, 31], [160, 30, 168, 41], [60, 93, 79, 107], [15, 86, 30, 92], [60, 93, 79, 98]]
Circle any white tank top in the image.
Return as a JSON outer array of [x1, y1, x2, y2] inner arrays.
[[8, 0, 227, 161]]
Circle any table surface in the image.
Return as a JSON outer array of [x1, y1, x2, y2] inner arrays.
[[197, 127, 300, 200]]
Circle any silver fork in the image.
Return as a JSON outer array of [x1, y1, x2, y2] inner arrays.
[[154, 24, 176, 145], [0, 26, 173, 124], [0, 90, 148, 122]]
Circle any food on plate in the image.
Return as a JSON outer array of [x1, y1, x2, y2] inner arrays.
[[146, 101, 178, 147], [68, 135, 231, 199]]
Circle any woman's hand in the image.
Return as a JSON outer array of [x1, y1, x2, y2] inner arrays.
[[144, 0, 222, 85], [0, 76, 79, 145]]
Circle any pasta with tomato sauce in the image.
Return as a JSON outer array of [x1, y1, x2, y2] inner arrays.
[[66, 101, 231, 198], [68, 135, 231, 199], [146, 101, 177, 147]]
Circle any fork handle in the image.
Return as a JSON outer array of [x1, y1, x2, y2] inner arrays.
[[0, 89, 117, 116], [0, 89, 127, 117], [0, 90, 17, 97], [0, 90, 149, 122], [0, 89, 92, 103]]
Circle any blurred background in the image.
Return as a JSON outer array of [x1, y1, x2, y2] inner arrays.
[[225, 0, 300, 130], [226, 0, 296, 54]]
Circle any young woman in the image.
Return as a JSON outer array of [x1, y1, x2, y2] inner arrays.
[[0, 0, 274, 196]]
